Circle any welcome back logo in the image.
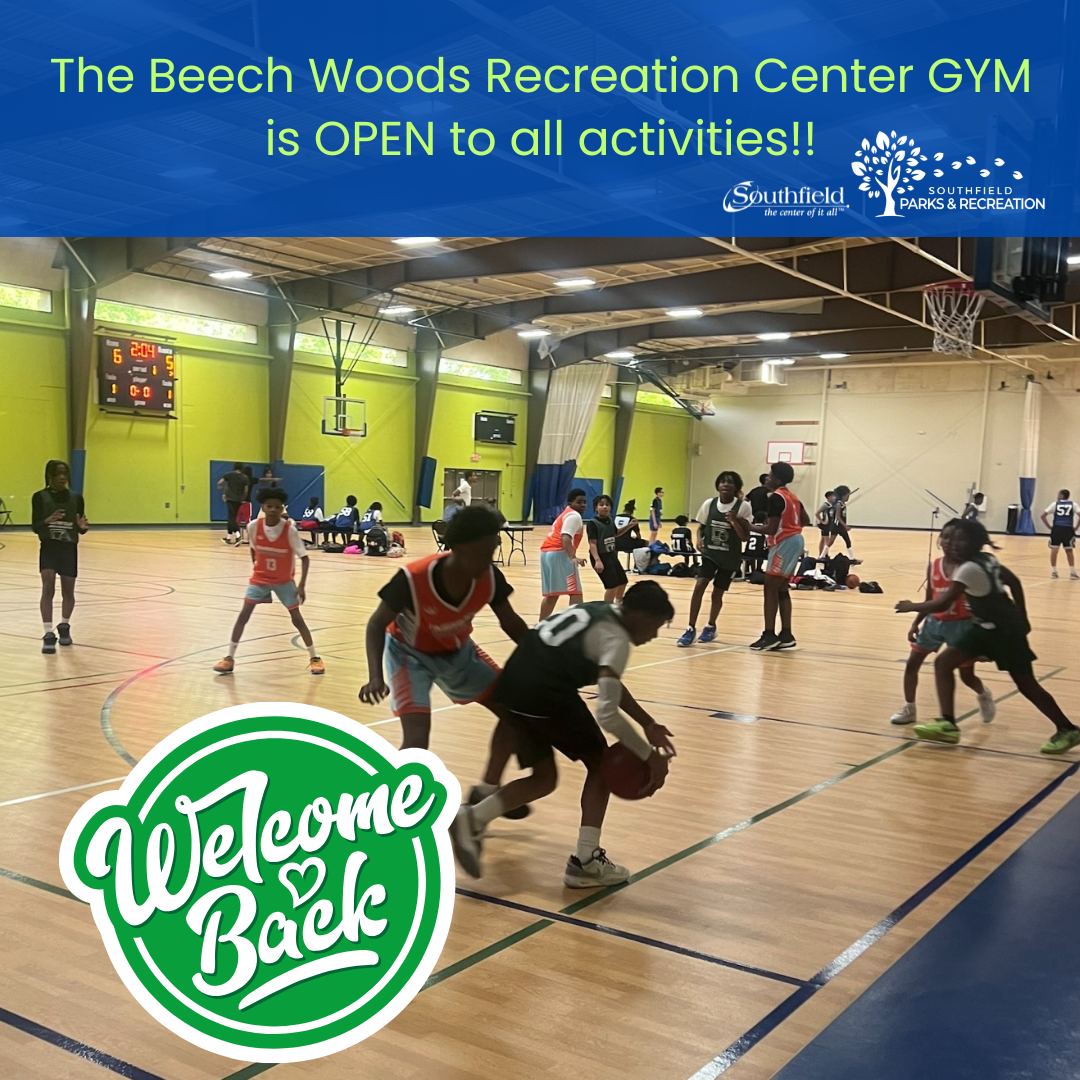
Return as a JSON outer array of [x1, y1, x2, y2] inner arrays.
[[59, 703, 459, 1061]]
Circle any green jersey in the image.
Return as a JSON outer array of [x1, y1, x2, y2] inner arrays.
[[701, 497, 744, 570], [961, 553, 1026, 633]]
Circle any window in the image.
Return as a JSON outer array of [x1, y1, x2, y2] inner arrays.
[[95, 299, 258, 343], [294, 332, 406, 368], [0, 281, 52, 313], [438, 357, 523, 385], [636, 389, 682, 408]]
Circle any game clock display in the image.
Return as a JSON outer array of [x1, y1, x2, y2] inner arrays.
[[99, 337, 176, 414]]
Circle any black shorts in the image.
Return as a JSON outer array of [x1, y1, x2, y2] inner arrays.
[[830, 523, 850, 537], [40, 542, 78, 578], [595, 554, 628, 590], [818, 525, 830, 537], [696, 558, 736, 591], [953, 623, 1037, 675], [1050, 526, 1076, 549], [501, 697, 608, 768]]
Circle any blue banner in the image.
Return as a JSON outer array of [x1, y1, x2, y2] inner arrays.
[[1, 0, 1076, 236]]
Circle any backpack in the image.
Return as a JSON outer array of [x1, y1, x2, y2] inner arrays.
[[825, 553, 851, 583], [859, 581, 884, 594], [365, 525, 390, 555], [321, 542, 345, 553], [391, 530, 406, 550], [633, 548, 654, 574], [669, 562, 691, 577]]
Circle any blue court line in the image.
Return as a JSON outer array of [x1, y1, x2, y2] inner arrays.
[[0, 1005, 173, 1080], [684, 759, 1080, 1079], [455, 887, 811, 989]]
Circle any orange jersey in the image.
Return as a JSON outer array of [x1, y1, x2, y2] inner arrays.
[[389, 552, 496, 654], [540, 506, 583, 553], [931, 557, 970, 621], [250, 518, 296, 586], [769, 487, 805, 546]]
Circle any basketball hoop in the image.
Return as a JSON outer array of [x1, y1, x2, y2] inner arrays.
[[922, 281, 985, 358]]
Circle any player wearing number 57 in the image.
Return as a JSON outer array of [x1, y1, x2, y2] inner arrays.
[[211, 487, 324, 677]]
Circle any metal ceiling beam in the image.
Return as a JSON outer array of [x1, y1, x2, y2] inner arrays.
[[59, 238, 209, 290]]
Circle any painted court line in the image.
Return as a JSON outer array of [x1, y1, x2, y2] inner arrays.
[[455, 887, 810, 989], [0, 1005, 172, 1080], [0, 776, 128, 809], [684, 759, 1080, 1079]]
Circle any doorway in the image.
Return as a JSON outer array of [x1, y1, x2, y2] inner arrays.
[[442, 468, 501, 508]]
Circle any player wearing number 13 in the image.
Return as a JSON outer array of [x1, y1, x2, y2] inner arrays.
[[212, 487, 324, 676], [450, 582, 677, 888]]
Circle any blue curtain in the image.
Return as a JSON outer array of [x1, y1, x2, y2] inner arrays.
[[1017, 477, 1036, 534], [530, 460, 578, 524]]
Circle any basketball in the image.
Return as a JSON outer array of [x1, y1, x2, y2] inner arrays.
[[600, 742, 652, 800], [847, 574, 861, 589]]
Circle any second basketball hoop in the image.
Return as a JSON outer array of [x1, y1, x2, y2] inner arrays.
[[923, 280, 985, 358]]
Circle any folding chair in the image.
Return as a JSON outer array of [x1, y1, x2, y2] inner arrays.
[[432, 519, 448, 552], [0, 497, 11, 528]]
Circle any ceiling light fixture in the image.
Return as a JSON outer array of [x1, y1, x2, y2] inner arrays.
[[666, 307, 704, 318], [1068, 254, 1080, 266], [605, 350, 636, 359], [392, 237, 440, 247], [764, 358, 796, 366], [555, 277, 596, 288], [819, 352, 848, 360], [517, 328, 550, 339], [209, 269, 252, 280], [383, 305, 415, 316], [757, 331, 791, 341]]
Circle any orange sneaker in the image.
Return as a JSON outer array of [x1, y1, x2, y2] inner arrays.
[[309, 656, 325, 676], [213, 656, 235, 675]]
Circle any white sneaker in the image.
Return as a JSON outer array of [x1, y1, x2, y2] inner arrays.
[[1051, 570, 1059, 579], [1071, 571, 1080, 581], [448, 806, 484, 879], [890, 702, 917, 725], [977, 690, 997, 724], [563, 848, 629, 888]]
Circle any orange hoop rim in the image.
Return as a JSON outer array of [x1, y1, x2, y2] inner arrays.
[[922, 279, 975, 295]]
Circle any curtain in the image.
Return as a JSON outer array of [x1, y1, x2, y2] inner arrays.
[[1016, 379, 1041, 535], [529, 363, 609, 523]]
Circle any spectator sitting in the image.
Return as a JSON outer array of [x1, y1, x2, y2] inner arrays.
[[358, 501, 383, 534], [614, 500, 647, 553], [669, 515, 699, 567], [329, 495, 360, 545], [442, 497, 465, 523], [297, 496, 323, 547]]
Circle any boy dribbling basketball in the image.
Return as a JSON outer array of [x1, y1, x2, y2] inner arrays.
[[450, 581, 676, 887], [213, 487, 324, 676]]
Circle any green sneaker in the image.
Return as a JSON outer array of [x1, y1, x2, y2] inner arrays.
[[913, 719, 960, 745], [1040, 728, 1080, 755]]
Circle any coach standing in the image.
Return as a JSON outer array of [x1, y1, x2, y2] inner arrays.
[[217, 462, 250, 545]]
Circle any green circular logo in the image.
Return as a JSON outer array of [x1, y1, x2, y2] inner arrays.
[[59, 702, 458, 1062]]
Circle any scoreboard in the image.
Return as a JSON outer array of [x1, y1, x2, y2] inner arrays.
[[98, 337, 176, 414]]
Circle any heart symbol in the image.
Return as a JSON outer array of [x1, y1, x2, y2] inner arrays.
[[278, 858, 326, 908]]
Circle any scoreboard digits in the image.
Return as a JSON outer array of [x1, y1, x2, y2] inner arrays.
[[99, 337, 176, 414]]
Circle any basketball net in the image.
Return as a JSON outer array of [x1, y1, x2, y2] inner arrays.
[[923, 281, 985, 358]]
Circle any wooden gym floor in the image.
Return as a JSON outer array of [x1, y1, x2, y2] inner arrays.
[[1, 523, 1078, 1080]]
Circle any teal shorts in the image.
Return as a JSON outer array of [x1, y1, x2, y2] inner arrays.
[[244, 581, 299, 609], [765, 534, 805, 580], [385, 634, 500, 716], [912, 616, 974, 658]]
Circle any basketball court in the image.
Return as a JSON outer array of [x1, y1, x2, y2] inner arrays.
[[2, 234, 1079, 1079]]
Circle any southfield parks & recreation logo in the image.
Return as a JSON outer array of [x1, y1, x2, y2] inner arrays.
[[851, 130, 1039, 217], [59, 702, 459, 1062]]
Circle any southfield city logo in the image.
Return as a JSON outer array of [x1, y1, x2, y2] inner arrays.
[[852, 130, 1040, 217], [59, 702, 459, 1062], [722, 181, 849, 217]]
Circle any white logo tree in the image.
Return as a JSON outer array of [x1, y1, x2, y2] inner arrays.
[[852, 132, 927, 217]]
